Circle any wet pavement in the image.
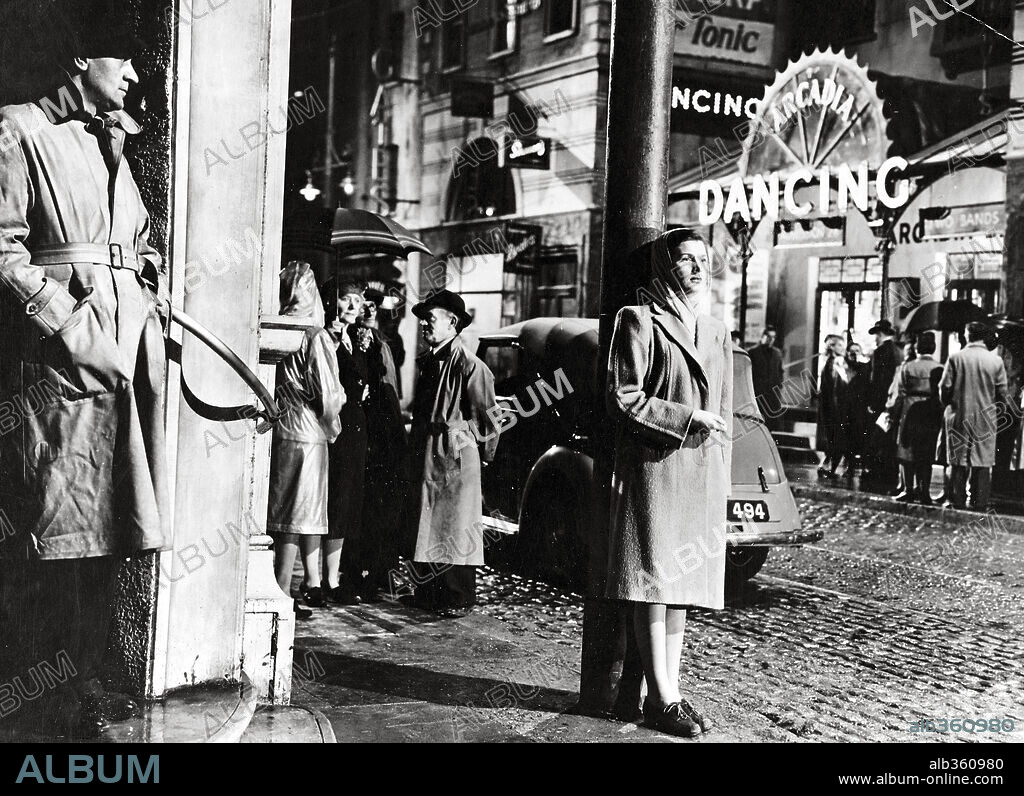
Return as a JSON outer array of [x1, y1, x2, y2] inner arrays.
[[290, 496, 1024, 743]]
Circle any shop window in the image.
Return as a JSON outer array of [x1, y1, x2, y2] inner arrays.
[[445, 137, 517, 221], [545, 0, 578, 40], [440, 16, 466, 72], [818, 256, 881, 284], [534, 249, 579, 317], [491, 0, 518, 56]]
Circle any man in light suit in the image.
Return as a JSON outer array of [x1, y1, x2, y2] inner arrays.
[[940, 322, 1008, 510]]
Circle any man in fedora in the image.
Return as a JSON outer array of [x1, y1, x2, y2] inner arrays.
[[0, 8, 168, 736], [404, 289, 499, 616], [863, 319, 903, 491]]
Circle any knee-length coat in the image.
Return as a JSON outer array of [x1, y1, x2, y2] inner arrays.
[[940, 342, 1008, 467], [606, 302, 733, 608], [407, 336, 499, 566]]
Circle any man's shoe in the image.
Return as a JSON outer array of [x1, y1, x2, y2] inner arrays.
[[299, 584, 324, 608], [294, 599, 313, 620], [893, 491, 914, 503]]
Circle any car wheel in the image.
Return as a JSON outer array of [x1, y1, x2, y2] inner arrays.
[[725, 546, 769, 588], [516, 478, 587, 594]]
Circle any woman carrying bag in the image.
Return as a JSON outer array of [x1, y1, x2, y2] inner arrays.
[[606, 228, 733, 738]]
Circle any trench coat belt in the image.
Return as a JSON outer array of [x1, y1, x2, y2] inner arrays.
[[29, 242, 142, 273]]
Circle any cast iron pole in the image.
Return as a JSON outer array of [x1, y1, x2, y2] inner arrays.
[[578, 0, 676, 717]]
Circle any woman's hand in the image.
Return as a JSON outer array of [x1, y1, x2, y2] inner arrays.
[[690, 409, 727, 434]]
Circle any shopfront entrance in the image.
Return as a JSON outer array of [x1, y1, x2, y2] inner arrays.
[[814, 256, 883, 354]]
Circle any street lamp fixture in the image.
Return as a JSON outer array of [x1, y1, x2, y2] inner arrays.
[[300, 170, 321, 202]]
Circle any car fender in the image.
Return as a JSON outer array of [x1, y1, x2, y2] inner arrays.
[[520, 445, 595, 535]]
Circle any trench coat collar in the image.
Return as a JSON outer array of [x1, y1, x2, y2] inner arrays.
[[648, 300, 710, 385], [417, 333, 460, 367], [35, 77, 142, 135]]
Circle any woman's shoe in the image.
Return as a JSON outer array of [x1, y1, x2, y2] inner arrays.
[[324, 585, 361, 605], [293, 600, 313, 620], [643, 700, 701, 738], [299, 584, 324, 607], [676, 696, 711, 733]]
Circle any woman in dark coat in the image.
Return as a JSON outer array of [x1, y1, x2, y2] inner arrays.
[[606, 228, 732, 738], [358, 293, 408, 600], [817, 336, 854, 477], [322, 280, 372, 604], [844, 342, 870, 471]]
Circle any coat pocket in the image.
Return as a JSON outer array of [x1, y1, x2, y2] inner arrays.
[[22, 391, 119, 551]]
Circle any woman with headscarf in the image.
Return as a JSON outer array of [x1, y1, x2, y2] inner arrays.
[[606, 228, 733, 738], [268, 262, 345, 619]]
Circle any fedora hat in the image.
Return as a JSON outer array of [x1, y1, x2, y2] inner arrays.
[[868, 319, 896, 335], [412, 289, 472, 332]]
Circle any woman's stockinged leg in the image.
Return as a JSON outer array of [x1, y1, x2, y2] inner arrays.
[[273, 534, 300, 596], [301, 536, 322, 589], [663, 608, 687, 704], [633, 603, 674, 707], [323, 538, 344, 589]]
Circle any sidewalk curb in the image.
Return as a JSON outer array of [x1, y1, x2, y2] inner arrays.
[[790, 483, 1024, 535]]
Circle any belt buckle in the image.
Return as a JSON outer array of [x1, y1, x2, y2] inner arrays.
[[108, 243, 124, 269]]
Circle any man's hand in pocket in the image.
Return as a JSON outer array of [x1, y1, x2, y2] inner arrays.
[[43, 299, 129, 395]]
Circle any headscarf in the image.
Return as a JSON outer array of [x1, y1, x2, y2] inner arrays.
[[280, 260, 325, 328], [650, 229, 704, 327]]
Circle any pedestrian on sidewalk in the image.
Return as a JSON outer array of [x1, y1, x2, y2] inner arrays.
[[816, 335, 855, 478], [940, 322, 1008, 510], [605, 228, 732, 738], [322, 279, 373, 604], [358, 289, 408, 602], [404, 289, 499, 616], [749, 325, 784, 430], [268, 262, 345, 620], [844, 341, 870, 474], [862, 320, 903, 491], [892, 332, 942, 503], [0, 13, 168, 738]]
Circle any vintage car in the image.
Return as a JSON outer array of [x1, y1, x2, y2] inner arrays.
[[477, 317, 821, 592]]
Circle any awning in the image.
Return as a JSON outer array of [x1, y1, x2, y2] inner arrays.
[[904, 108, 1010, 176]]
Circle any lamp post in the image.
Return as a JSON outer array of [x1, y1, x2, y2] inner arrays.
[[578, 0, 675, 719]]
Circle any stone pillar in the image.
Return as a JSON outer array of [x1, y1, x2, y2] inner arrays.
[[151, 0, 294, 704], [1004, 2, 1024, 319]]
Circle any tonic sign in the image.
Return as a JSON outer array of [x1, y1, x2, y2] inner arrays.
[[675, 0, 777, 67]]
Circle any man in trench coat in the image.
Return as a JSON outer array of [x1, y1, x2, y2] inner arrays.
[[405, 289, 499, 615], [0, 19, 168, 736], [940, 322, 1008, 510]]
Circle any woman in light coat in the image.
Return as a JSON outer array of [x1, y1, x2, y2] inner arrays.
[[606, 228, 732, 737], [268, 262, 345, 618]]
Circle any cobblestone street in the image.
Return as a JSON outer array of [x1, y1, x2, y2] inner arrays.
[[477, 498, 1024, 742], [291, 497, 1024, 743]]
